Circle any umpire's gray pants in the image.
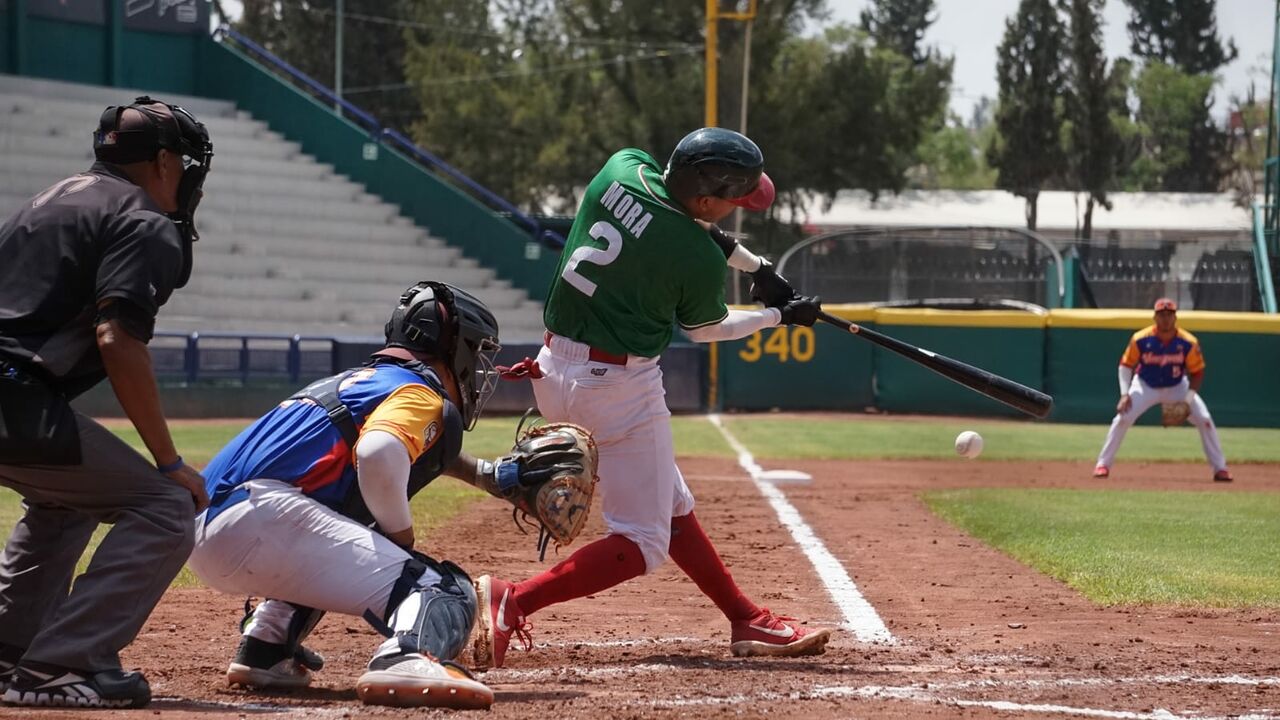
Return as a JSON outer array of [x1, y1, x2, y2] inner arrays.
[[0, 412, 195, 671]]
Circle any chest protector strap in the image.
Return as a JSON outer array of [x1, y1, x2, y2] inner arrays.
[[289, 372, 359, 449]]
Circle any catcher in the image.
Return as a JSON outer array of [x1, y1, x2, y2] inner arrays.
[[1093, 298, 1232, 482], [187, 281, 593, 710]]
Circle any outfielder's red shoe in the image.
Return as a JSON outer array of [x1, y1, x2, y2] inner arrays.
[[472, 575, 532, 670], [1093, 465, 1110, 479], [729, 608, 832, 658], [1213, 469, 1233, 482]]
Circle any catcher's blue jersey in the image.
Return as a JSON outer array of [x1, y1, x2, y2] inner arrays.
[[202, 362, 452, 523]]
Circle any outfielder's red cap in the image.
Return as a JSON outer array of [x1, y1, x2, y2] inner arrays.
[[1154, 297, 1178, 311], [727, 172, 775, 212]]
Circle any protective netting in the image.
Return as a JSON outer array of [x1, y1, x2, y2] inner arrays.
[[773, 227, 1261, 311], [776, 227, 1061, 306]]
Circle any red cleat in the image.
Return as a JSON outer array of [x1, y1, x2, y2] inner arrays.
[[472, 575, 531, 670], [1093, 465, 1110, 479], [1213, 469, 1233, 482], [730, 608, 832, 658]]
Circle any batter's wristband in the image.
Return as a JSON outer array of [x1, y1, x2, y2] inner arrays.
[[157, 456, 184, 474]]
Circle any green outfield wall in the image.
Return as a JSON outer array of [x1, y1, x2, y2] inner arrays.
[[716, 307, 1280, 427]]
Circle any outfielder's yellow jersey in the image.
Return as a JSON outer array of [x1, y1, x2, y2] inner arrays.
[[543, 149, 729, 358], [1120, 325, 1205, 388]]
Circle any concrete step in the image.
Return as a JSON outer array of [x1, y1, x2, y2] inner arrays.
[[198, 213, 427, 243], [0, 73, 237, 117], [193, 251, 478, 284], [196, 236, 462, 267]]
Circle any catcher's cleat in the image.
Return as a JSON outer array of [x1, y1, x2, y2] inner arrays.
[[729, 608, 832, 658], [1092, 465, 1110, 479], [1213, 469, 1233, 482], [356, 652, 492, 709], [225, 635, 319, 689], [472, 575, 532, 670], [2, 662, 150, 708]]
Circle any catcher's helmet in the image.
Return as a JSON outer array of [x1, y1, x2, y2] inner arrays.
[[664, 127, 774, 211], [385, 281, 501, 430]]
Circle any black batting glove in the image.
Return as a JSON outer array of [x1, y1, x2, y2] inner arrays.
[[779, 295, 822, 327], [749, 259, 799, 308]]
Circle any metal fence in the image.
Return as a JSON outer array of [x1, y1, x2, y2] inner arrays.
[[151, 332, 341, 385], [776, 226, 1065, 307], [774, 226, 1261, 311]]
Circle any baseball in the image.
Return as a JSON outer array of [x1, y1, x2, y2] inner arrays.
[[955, 431, 984, 459]]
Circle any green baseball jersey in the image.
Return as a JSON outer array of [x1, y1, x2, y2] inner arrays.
[[543, 148, 729, 358]]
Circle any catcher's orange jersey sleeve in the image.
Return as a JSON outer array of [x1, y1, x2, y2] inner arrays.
[[361, 384, 445, 463]]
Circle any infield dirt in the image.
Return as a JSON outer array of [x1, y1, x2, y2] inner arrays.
[[6, 458, 1278, 719]]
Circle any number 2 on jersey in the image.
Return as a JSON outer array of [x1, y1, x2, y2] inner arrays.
[[561, 221, 623, 297]]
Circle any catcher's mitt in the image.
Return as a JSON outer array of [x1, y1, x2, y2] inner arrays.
[[491, 419, 598, 560], [1161, 401, 1191, 427]]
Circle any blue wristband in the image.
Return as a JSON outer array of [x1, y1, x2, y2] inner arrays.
[[157, 456, 184, 474]]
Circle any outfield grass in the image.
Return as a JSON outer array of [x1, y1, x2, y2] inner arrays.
[[924, 488, 1280, 607], [721, 416, 1280, 463]]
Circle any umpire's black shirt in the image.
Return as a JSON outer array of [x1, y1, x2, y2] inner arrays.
[[0, 162, 184, 397]]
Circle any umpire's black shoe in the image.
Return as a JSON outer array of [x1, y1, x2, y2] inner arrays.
[[2, 661, 150, 708], [0, 643, 23, 694]]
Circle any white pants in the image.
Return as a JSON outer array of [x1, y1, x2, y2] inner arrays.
[[188, 479, 436, 644], [1096, 377, 1227, 472], [532, 335, 695, 573]]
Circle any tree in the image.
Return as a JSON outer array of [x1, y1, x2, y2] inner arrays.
[[913, 115, 997, 190], [1125, 62, 1221, 191], [1122, 0, 1237, 74], [234, 0, 417, 127], [1122, 0, 1235, 191], [987, 0, 1068, 230], [1062, 0, 1123, 238], [859, 0, 937, 65]]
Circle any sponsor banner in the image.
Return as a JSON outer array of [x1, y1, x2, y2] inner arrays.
[[124, 0, 207, 33], [28, 0, 106, 24]]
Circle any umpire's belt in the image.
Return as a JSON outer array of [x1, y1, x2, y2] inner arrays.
[[544, 331, 628, 366]]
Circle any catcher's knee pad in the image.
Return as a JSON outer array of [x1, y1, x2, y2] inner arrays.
[[375, 554, 476, 662]]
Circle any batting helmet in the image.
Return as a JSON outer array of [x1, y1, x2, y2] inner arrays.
[[385, 281, 501, 430], [664, 127, 774, 211]]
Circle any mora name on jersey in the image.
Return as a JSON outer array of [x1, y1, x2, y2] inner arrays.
[[598, 181, 653, 239]]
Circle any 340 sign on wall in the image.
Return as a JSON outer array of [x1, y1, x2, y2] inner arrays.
[[738, 326, 816, 363]]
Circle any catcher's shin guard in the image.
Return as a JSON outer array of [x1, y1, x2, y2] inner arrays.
[[369, 555, 477, 663]]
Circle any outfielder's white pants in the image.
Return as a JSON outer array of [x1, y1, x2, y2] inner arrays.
[[532, 334, 695, 573], [1096, 377, 1227, 472], [188, 478, 437, 644]]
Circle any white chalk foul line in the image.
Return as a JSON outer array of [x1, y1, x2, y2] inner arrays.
[[707, 414, 894, 644], [652, 681, 1280, 719]]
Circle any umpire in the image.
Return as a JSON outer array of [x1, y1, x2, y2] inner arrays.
[[0, 97, 213, 708]]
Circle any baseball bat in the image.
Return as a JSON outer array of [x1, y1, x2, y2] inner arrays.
[[816, 311, 1054, 419]]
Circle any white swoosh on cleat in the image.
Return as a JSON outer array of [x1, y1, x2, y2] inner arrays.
[[748, 623, 796, 639], [495, 589, 513, 633]]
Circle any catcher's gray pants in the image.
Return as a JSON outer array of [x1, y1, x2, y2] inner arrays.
[[0, 412, 196, 671]]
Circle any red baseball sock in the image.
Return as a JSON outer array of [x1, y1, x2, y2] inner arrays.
[[668, 512, 759, 622], [513, 534, 646, 616]]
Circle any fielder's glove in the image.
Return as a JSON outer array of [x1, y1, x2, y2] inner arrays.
[[1161, 401, 1191, 426], [482, 420, 598, 560], [749, 259, 799, 308]]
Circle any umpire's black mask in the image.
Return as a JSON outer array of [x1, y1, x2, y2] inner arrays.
[[93, 96, 214, 287]]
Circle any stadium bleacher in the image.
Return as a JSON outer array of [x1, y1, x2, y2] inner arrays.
[[0, 74, 548, 342]]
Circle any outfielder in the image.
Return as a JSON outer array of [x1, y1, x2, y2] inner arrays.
[[472, 127, 831, 670], [187, 281, 577, 710], [1093, 298, 1231, 482]]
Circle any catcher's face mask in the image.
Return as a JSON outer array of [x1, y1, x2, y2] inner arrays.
[[94, 96, 214, 288]]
